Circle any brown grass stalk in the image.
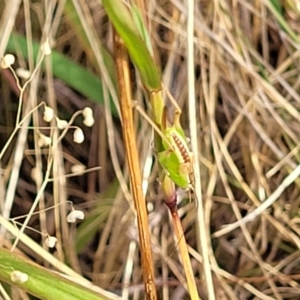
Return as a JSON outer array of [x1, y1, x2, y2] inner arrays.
[[113, 33, 157, 299]]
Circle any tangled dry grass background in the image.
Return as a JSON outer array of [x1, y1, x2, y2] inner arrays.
[[1, 1, 300, 299]]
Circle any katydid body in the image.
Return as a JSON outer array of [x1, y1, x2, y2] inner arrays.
[[134, 92, 195, 192], [158, 107, 194, 190]]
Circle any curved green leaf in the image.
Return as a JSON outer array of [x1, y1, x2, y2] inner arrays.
[[102, 0, 161, 91], [0, 248, 111, 300]]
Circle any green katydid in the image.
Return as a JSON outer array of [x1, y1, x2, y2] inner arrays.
[[158, 106, 195, 190], [134, 91, 195, 192]]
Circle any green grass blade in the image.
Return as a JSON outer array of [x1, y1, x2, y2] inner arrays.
[[267, 0, 300, 42], [64, 0, 118, 88], [102, 0, 161, 91], [131, 4, 153, 56], [0, 248, 110, 300]]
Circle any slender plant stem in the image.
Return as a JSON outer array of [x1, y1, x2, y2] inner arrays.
[[114, 33, 157, 300], [187, 0, 215, 298], [171, 209, 200, 300]]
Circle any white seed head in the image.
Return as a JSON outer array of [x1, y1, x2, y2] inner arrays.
[[16, 68, 31, 79], [1, 54, 15, 69], [70, 164, 86, 174], [82, 107, 93, 118], [45, 235, 57, 248], [56, 118, 68, 129], [73, 128, 84, 143], [41, 39, 51, 55], [82, 107, 94, 127], [11, 271, 28, 283], [38, 134, 51, 147], [43, 106, 54, 122], [67, 210, 84, 223], [83, 115, 94, 127]]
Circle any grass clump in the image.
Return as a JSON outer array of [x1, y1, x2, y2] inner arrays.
[[1, 1, 300, 299]]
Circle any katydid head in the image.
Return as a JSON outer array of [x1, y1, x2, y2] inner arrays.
[[161, 106, 187, 141]]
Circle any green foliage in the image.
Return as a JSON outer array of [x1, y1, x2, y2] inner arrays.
[[0, 248, 108, 300], [102, 0, 161, 91]]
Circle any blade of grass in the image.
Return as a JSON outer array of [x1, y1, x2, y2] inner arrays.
[[101, 0, 164, 144], [0, 214, 121, 299], [101, 0, 161, 91], [0, 248, 113, 300], [187, 0, 215, 298], [63, 0, 118, 88]]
